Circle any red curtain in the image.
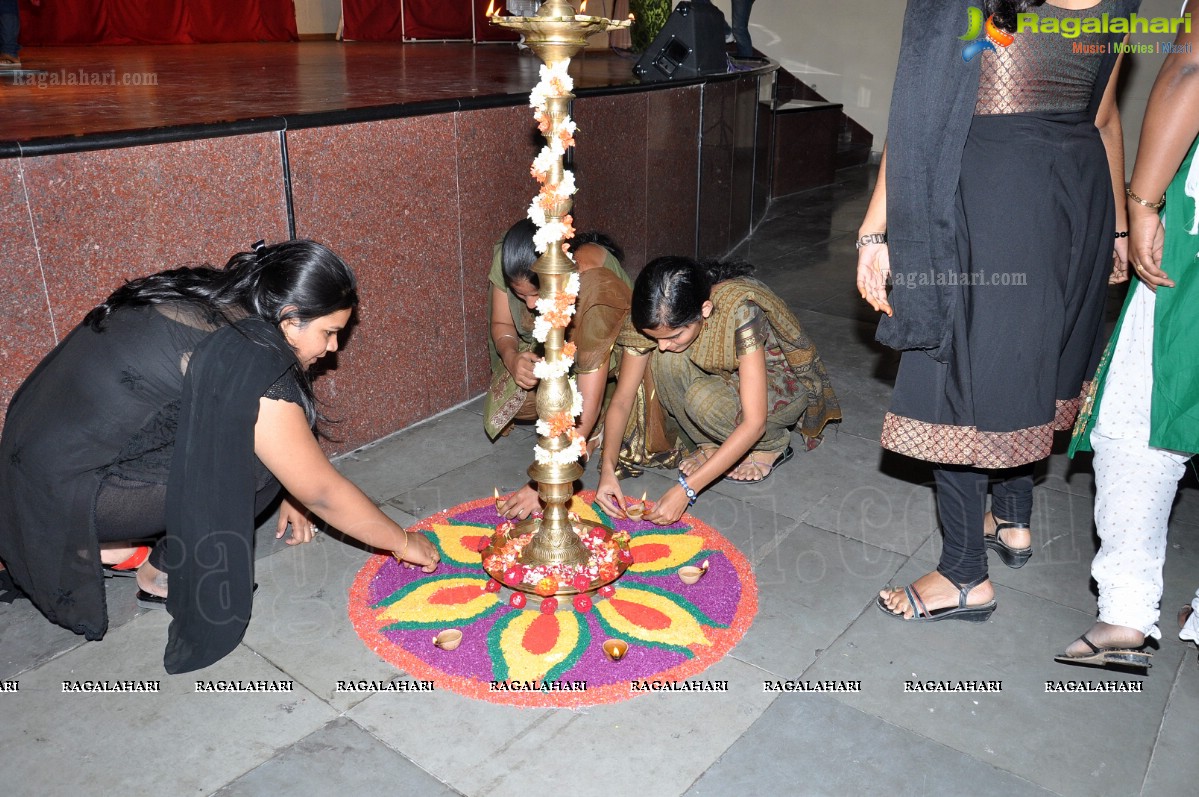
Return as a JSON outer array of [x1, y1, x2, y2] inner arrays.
[[343, 0, 476, 41], [19, 1, 298, 46]]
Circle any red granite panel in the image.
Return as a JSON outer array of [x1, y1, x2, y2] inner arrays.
[[646, 85, 701, 264], [570, 93, 650, 276], [730, 75, 759, 247], [20, 134, 290, 331], [0, 160, 58, 419], [288, 116, 464, 454], [697, 80, 736, 259], [455, 104, 546, 398], [752, 94, 772, 229]]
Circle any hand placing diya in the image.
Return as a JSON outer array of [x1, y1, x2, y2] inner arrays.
[[624, 492, 649, 520]]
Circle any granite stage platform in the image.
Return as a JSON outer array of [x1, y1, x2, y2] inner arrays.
[[0, 41, 775, 454]]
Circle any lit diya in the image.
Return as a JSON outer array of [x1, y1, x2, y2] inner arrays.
[[624, 492, 649, 520], [678, 558, 711, 585]]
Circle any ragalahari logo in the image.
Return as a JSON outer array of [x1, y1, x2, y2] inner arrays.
[[960, 7, 1015, 61]]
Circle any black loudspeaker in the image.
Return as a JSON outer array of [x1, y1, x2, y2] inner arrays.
[[633, 2, 727, 83]]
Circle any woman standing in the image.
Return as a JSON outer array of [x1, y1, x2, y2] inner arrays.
[[1057, 2, 1199, 670], [0, 241, 439, 673], [858, 0, 1138, 621]]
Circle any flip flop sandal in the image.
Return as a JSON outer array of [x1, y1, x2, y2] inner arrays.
[[137, 582, 258, 610], [103, 545, 151, 578], [876, 573, 997, 623], [1053, 633, 1152, 671], [726, 446, 794, 485], [984, 522, 1033, 569]]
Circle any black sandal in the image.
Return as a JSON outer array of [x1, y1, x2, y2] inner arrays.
[[985, 521, 1033, 569], [876, 573, 997, 623], [1053, 633, 1151, 671]]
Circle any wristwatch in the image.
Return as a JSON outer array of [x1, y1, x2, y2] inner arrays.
[[855, 232, 888, 249]]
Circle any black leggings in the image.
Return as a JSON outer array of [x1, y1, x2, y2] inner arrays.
[[934, 464, 1033, 585], [94, 474, 280, 570]]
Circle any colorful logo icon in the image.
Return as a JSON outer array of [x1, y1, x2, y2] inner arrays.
[[960, 7, 1016, 62]]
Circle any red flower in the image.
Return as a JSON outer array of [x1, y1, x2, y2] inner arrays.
[[535, 577, 559, 596], [571, 574, 592, 592], [599, 584, 616, 598], [509, 592, 527, 609], [484, 578, 503, 593], [540, 597, 558, 614], [503, 565, 527, 586], [573, 594, 592, 613]]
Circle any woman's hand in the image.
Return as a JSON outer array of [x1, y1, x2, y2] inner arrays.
[[595, 470, 627, 518], [856, 242, 893, 317], [396, 531, 440, 573], [498, 483, 541, 520], [276, 494, 318, 545], [1128, 204, 1173, 291], [504, 350, 541, 390], [645, 485, 689, 526], [1109, 235, 1130, 284]]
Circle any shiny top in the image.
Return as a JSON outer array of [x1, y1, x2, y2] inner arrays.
[[975, 1, 1114, 116]]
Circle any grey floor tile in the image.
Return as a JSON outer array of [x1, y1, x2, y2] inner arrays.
[[803, 559, 1182, 797], [685, 693, 1053, 797], [1142, 652, 1199, 795], [385, 436, 544, 519], [0, 611, 335, 795], [346, 685, 555, 797], [334, 405, 522, 503], [457, 656, 775, 797], [728, 523, 905, 677], [241, 535, 408, 712], [213, 717, 459, 796], [721, 432, 938, 557]]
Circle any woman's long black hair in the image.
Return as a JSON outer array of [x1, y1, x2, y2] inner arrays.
[[986, 0, 1048, 33], [499, 219, 624, 291], [84, 239, 359, 425], [631, 256, 755, 331]]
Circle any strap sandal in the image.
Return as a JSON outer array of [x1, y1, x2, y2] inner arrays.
[[1053, 633, 1152, 671], [985, 522, 1033, 569], [726, 446, 794, 484], [103, 545, 151, 578], [877, 573, 997, 623]]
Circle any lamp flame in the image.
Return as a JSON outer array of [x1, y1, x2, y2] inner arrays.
[[485, 0, 497, 17], [580, 0, 588, 12]]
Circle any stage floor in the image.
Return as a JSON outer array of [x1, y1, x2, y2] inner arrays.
[[0, 42, 658, 151]]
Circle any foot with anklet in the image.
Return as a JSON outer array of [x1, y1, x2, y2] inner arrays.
[[1055, 621, 1150, 671], [135, 561, 168, 609], [877, 570, 996, 622]]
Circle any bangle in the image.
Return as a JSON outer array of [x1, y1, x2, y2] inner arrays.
[[1114, 231, 1128, 239], [855, 232, 887, 249], [1126, 187, 1165, 210], [677, 473, 697, 506], [392, 530, 410, 562]]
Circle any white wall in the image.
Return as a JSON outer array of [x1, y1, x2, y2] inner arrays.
[[706, 0, 1183, 171], [295, 0, 343, 35]]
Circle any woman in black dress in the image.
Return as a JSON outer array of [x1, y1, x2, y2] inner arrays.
[[0, 240, 439, 672], [857, 0, 1137, 621]]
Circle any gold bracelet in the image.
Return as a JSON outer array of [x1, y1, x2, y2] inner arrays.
[[1126, 187, 1165, 210], [392, 530, 410, 562]]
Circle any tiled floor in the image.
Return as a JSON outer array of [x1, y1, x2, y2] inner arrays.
[[3, 166, 1197, 796]]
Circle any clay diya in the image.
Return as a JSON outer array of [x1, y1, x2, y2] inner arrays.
[[432, 629, 463, 650], [602, 639, 629, 662]]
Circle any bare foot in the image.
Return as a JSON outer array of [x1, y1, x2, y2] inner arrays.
[[878, 570, 994, 619], [1062, 621, 1145, 657], [678, 446, 717, 477], [983, 512, 1031, 550], [136, 561, 168, 598]]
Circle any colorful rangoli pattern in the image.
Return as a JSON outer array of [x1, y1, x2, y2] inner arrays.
[[349, 492, 758, 707]]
